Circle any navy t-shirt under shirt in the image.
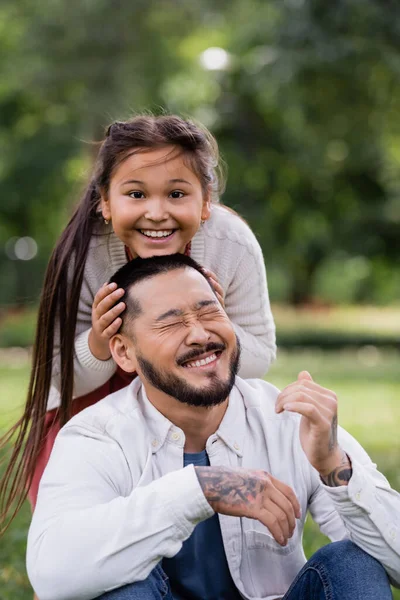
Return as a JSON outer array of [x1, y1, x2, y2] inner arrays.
[[162, 451, 242, 600]]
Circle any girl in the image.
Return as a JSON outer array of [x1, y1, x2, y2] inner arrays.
[[0, 115, 276, 524]]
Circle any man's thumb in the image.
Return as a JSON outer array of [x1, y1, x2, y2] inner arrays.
[[298, 370, 313, 382]]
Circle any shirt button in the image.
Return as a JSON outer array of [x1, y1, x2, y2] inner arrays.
[[389, 528, 396, 540], [355, 492, 361, 501], [172, 432, 181, 441], [152, 439, 158, 447], [234, 442, 240, 450]]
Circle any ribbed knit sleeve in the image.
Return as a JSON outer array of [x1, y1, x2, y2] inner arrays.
[[191, 205, 276, 379]]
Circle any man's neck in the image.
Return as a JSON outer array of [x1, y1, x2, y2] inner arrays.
[[142, 384, 229, 453]]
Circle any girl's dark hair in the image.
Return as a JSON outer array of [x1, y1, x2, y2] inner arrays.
[[0, 114, 226, 529]]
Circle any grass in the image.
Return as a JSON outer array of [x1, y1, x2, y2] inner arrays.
[[0, 349, 399, 598]]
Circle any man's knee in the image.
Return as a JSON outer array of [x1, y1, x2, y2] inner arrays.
[[309, 539, 389, 580], [97, 564, 170, 600]]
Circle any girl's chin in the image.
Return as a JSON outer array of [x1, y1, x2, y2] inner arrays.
[[128, 240, 189, 258]]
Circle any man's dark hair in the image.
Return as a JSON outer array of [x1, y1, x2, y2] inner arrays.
[[109, 253, 214, 330]]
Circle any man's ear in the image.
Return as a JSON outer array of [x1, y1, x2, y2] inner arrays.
[[109, 333, 137, 373]]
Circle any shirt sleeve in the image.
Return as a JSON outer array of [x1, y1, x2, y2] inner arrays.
[[225, 243, 276, 379], [51, 258, 117, 400], [307, 426, 400, 587], [27, 424, 214, 600]]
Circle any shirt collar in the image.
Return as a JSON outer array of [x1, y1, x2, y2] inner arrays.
[[130, 376, 246, 457], [133, 381, 180, 453], [214, 382, 246, 457]]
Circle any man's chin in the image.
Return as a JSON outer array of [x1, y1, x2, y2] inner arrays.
[[179, 365, 228, 385]]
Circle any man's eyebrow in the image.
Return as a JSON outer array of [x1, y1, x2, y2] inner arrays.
[[195, 300, 218, 309], [156, 308, 184, 322]]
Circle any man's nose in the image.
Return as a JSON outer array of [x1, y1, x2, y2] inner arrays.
[[144, 198, 169, 222], [185, 321, 211, 346]]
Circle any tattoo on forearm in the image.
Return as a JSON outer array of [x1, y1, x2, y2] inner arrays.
[[195, 466, 265, 509], [321, 452, 352, 487], [328, 415, 338, 452]]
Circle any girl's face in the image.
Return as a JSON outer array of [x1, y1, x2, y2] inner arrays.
[[101, 146, 211, 258]]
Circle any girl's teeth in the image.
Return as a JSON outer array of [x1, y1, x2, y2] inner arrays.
[[141, 230, 173, 238], [186, 353, 217, 368]]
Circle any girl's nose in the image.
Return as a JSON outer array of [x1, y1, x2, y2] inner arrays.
[[144, 198, 169, 222]]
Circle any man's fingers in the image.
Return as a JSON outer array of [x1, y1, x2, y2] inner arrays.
[[298, 370, 313, 382], [260, 501, 292, 543], [276, 391, 334, 419], [271, 477, 301, 519], [256, 476, 301, 544], [276, 385, 336, 415], [280, 400, 331, 427], [278, 378, 335, 399], [265, 490, 296, 536]]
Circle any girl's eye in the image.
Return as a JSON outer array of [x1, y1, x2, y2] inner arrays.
[[170, 190, 184, 199], [129, 191, 145, 199]]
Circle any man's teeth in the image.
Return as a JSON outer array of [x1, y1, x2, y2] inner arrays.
[[140, 230, 173, 238], [185, 353, 218, 368]]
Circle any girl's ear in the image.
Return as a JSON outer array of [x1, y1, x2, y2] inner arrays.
[[100, 193, 112, 222], [109, 334, 137, 373], [201, 191, 211, 222]]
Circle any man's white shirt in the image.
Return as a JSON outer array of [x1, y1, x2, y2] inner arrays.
[[27, 377, 400, 600]]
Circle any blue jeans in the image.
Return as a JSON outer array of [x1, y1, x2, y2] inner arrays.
[[97, 540, 393, 599]]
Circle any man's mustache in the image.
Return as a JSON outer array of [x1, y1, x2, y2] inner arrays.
[[176, 342, 226, 366]]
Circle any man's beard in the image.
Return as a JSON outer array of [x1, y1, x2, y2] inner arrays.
[[137, 338, 241, 408]]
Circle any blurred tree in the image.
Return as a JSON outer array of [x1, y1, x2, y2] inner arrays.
[[0, 0, 399, 306]]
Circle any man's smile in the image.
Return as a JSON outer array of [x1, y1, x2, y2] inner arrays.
[[181, 350, 221, 370], [177, 343, 226, 370]]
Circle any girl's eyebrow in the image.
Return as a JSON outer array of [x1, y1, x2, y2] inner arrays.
[[120, 178, 193, 187], [120, 179, 145, 186], [169, 178, 192, 186]]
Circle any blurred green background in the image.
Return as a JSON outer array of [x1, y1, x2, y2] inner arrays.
[[0, 0, 399, 597]]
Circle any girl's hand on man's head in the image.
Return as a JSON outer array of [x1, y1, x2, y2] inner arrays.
[[202, 269, 225, 308], [89, 283, 125, 360]]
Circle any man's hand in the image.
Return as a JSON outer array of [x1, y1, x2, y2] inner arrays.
[[195, 466, 300, 546], [275, 371, 352, 487]]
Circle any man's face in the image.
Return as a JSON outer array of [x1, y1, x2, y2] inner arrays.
[[126, 268, 240, 407]]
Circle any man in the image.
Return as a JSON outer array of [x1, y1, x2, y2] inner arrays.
[[27, 254, 400, 600]]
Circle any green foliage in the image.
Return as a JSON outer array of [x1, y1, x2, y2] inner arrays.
[[0, 309, 36, 348], [1, 0, 400, 306]]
